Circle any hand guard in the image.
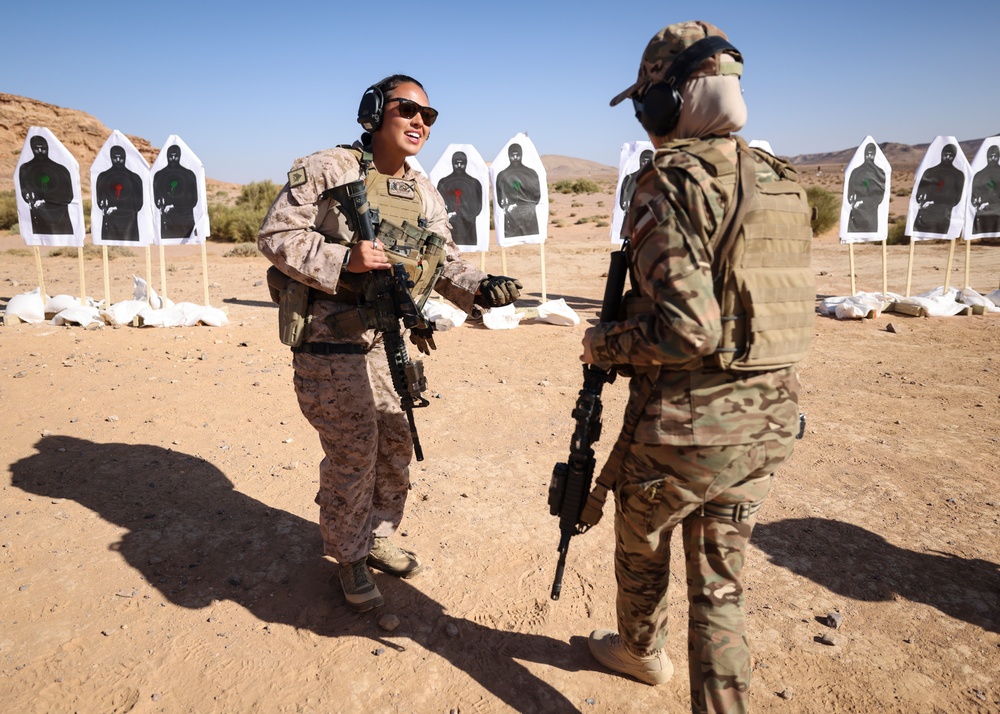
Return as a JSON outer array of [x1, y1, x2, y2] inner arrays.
[[476, 275, 523, 308], [408, 324, 436, 355]]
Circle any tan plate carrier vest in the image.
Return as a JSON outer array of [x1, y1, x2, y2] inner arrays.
[[629, 136, 815, 371], [333, 147, 447, 313]]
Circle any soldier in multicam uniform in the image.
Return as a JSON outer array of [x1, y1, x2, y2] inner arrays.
[[258, 75, 522, 612], [580, 22, 809, 713]]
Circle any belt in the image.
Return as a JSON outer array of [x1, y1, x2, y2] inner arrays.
[[292, 342, 367, 355], [694, 500, 763, 523]]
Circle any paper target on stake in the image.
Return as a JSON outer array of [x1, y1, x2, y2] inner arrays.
[[840, 136, 892, 244], [490, 133, 548, 247], [13, 126, 86, 247], [90, 130, 155, 247], [151, 135, 209, 244], [611, 140, 654, 244], [906, 136, 971, 242], [966, 136, 1000, 240], [429, 143, 490, 253]]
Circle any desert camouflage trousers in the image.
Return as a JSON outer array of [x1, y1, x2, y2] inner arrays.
[[293, 343, 413, 564], [613, 437, 795, 714]]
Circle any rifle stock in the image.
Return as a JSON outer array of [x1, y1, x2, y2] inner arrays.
[[547, 248, 629, 600]]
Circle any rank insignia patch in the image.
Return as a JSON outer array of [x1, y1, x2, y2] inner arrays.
[[288, 167, 308, 188]]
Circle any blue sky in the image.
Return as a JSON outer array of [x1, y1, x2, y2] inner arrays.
[[5, 1, 998, 185]]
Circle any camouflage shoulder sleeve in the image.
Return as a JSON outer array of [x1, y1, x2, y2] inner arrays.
[[257, 147, 362, 295], [590, 154, 727, 367], [412, 171, 486, 314]]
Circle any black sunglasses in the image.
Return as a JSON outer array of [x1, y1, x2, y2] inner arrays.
[[386, 97, 439, 127]]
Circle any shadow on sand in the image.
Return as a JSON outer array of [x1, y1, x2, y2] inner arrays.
[[754, 517, 999, 634], [11, 435, 590, 712]]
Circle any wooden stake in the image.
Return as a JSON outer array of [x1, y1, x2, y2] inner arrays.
[[159, 244, 168, 302], [78, 246, 86, 305], [849, 243, 856, 295], [102, 245, 111, 307], [201, 241, 210, 306], [145, 247, 153, 306], [501, 246, 508, 275], [881, 239, 888, 296], [964, 239, 972, 289], [540, 242, 547, 303], [905, 239, 916, 297], [33, 246, 46, 297], [479, 251, 486, 272], [944, 239, 956, 292]]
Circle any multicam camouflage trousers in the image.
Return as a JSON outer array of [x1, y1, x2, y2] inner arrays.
[[293, 342, 412, 565], [614, 437, 795, 714]]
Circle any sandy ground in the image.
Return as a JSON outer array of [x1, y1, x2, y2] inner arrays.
[[1, 180, 998, 714]]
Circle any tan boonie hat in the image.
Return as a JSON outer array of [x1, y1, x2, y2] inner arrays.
[[610, 20, 744, 106]]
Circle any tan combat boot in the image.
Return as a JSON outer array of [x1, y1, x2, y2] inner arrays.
[[588, 629, 674, 686], [367, 537, 423, 578], [338, 559, 384, 612]]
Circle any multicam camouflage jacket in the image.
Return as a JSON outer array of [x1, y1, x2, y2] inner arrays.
[[588, 135, 801, 447], [257, 143, 486, 344]]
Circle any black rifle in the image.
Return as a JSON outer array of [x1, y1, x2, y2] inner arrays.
[[362, 264, 430, 461], [327, 179, 429, 461], [547, 247, 629, 600]]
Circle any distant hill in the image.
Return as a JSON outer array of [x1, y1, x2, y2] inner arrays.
[[0, 93, 238, 199], [787, 137, 996, 171], [7, 91, 992, 190], [540, 155, 618, 181]]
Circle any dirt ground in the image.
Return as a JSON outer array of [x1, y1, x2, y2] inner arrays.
[[1, 179, 998, 714]]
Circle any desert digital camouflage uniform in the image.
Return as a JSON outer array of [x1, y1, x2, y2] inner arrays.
[[588, 137, 801, 714], [258, 143, 485, 564]]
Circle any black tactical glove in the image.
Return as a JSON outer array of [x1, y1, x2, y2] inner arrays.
[[475, 274, 523, 308], [408, 324, 436, 355]]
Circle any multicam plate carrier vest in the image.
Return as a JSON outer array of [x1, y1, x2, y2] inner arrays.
[[653, 136, 814, 371]]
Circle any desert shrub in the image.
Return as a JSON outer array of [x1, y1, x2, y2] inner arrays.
[[553, 179, 602, 194], [886, 221, 909, 245], [209, 204, 265, 242], [0, 191, 18, 230], [5, 248, 32, 256], [806, 186, 840, 235], [575, 216, 591, 224], [595, 220, 610, 227], [571, 201, 583, 208], [224, 243, 262, 258], [207, 180, 281, 242], [237, 180, 281, 211]]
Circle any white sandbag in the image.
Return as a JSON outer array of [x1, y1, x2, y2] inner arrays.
[[132, 275, 167, 309], [481, 304, 523, 330], [4, 288, 47, 324], [960, 287, 1000, 313], [817, 292, 896, 319], [45, 294, 84, 315], [536, 298, 580, 326], [422, 298, 467, 330], [51, 305, 104, 327], [139, 302, 228, 327], [101, 299, 151, 326], [986, 289, 1000, 307], [897, 287, 967, 317]]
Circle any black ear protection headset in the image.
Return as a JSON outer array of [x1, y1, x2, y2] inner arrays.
[[357, 80, 389, 133], [634, 35, 741, 136]]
